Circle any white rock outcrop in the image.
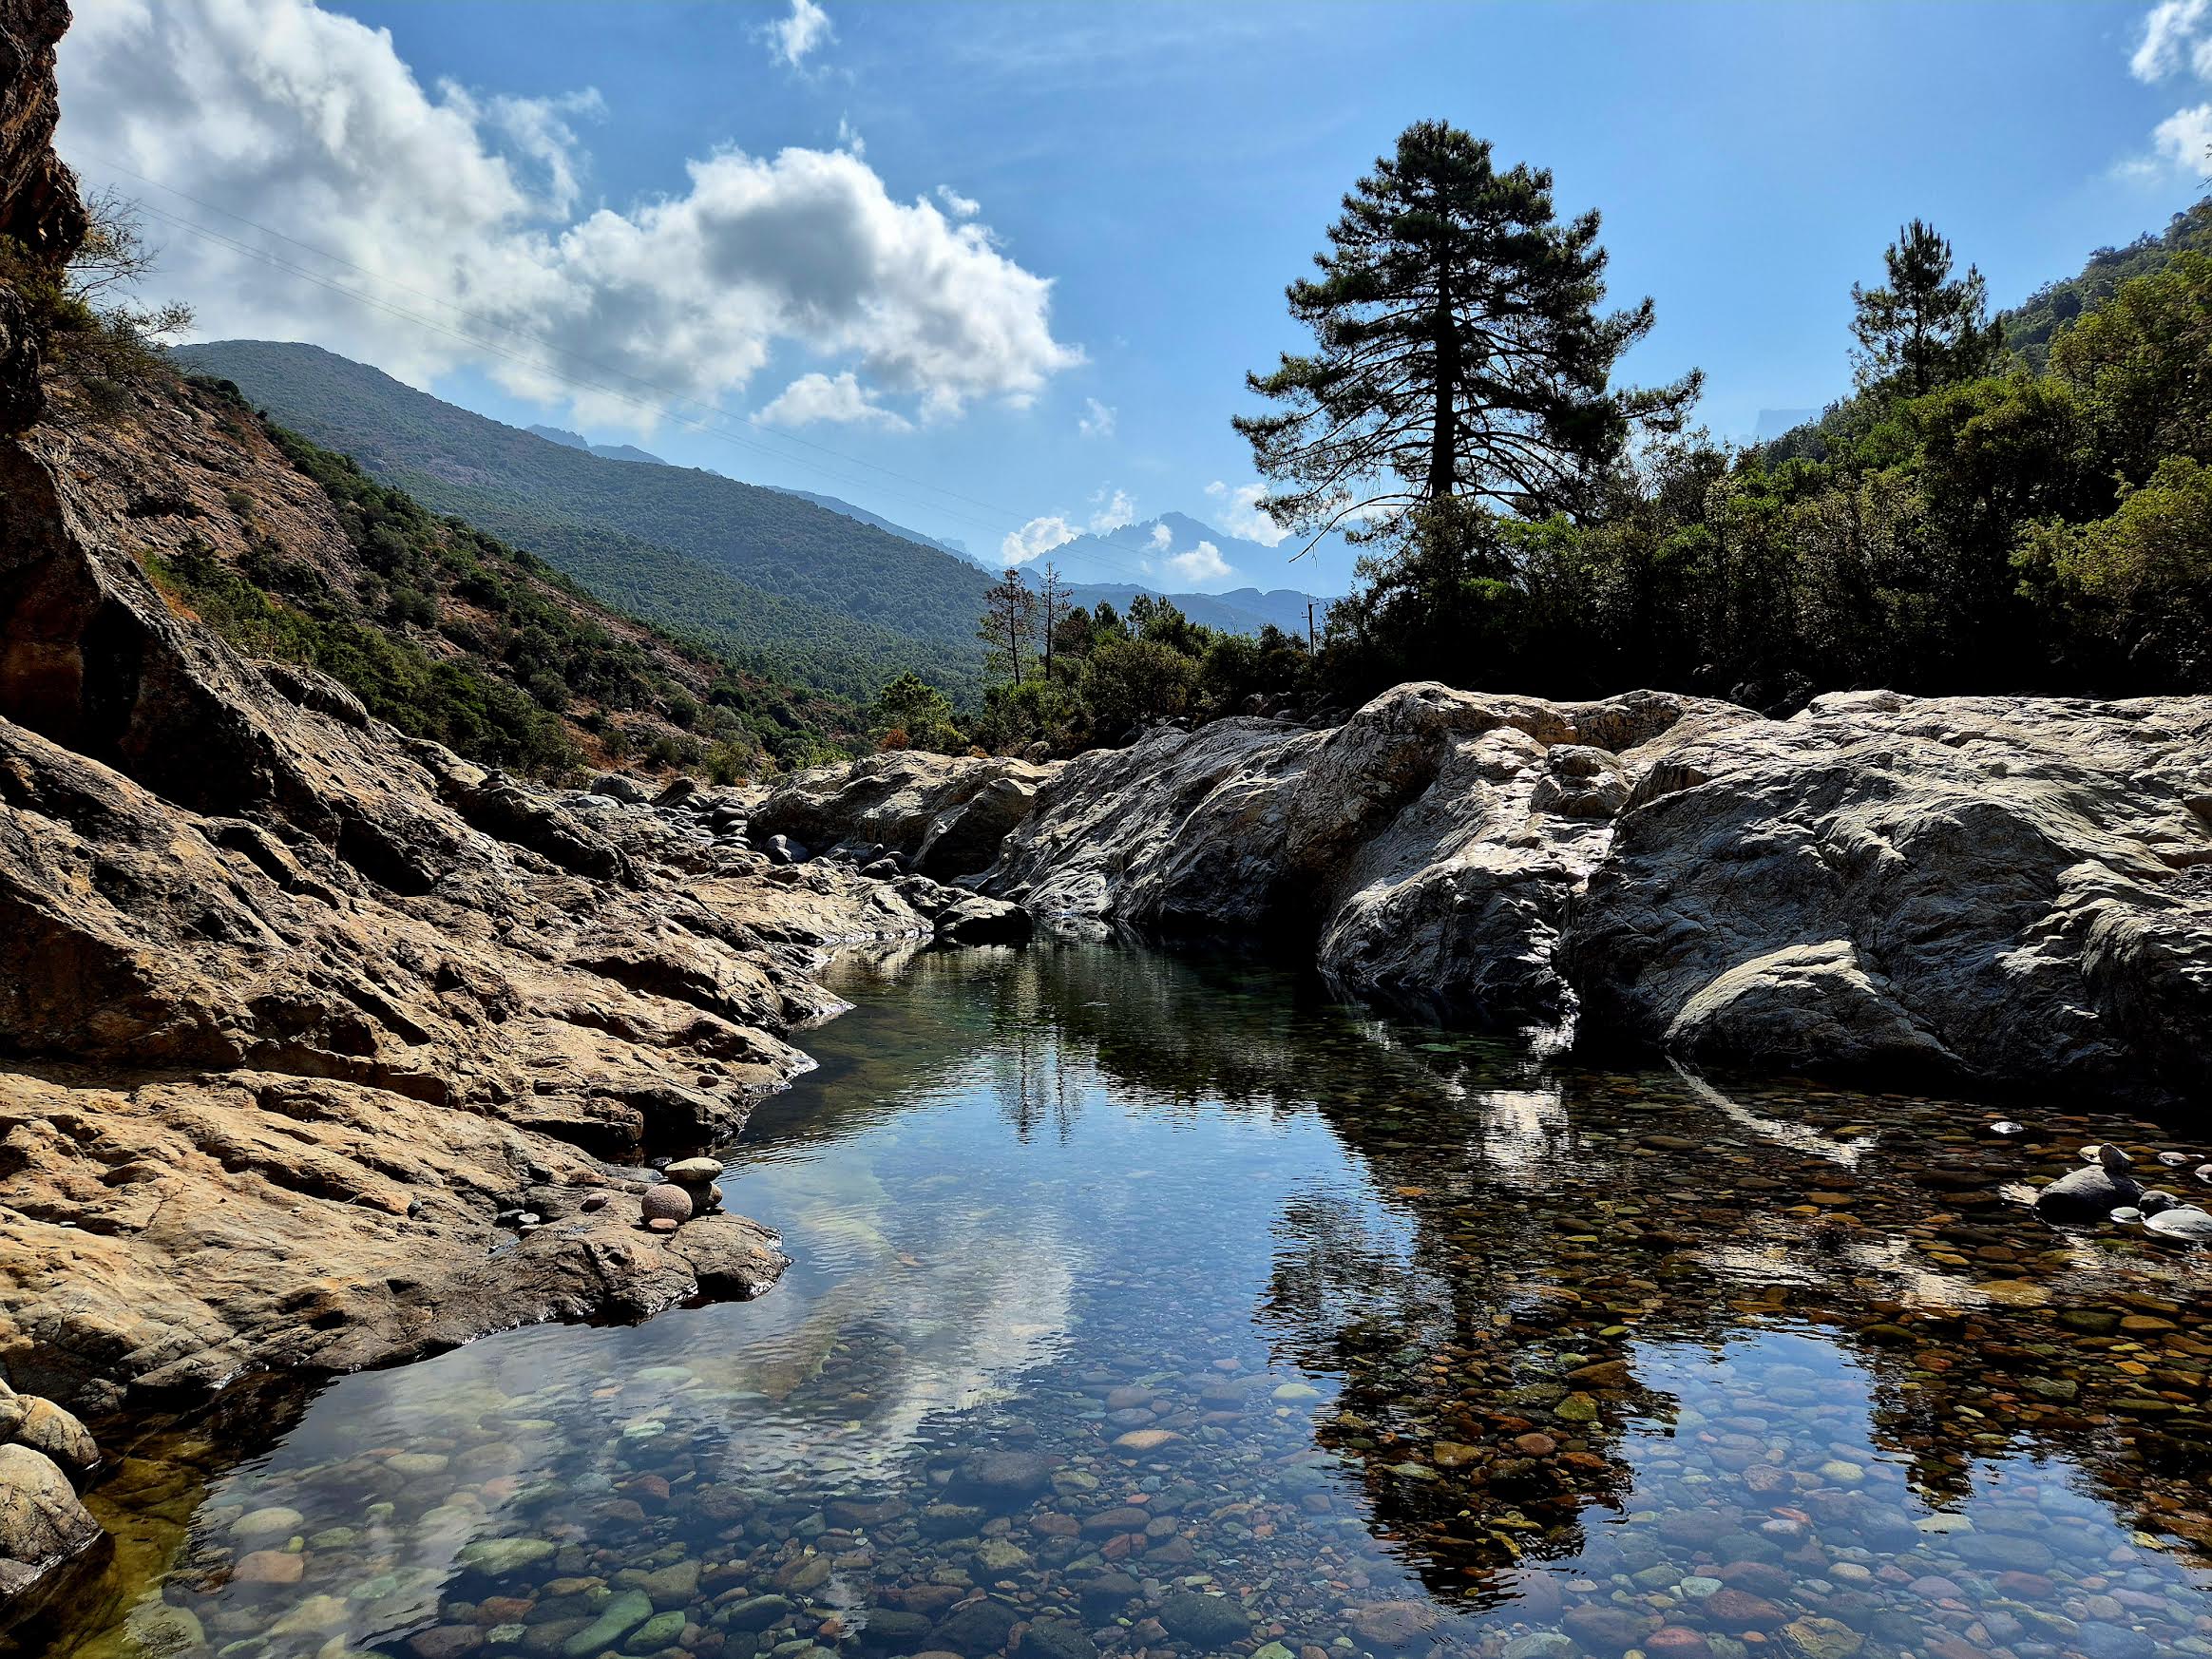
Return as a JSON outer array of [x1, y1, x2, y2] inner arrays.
[[986, 683, 2212, 1104], [751, 752, 1055, 878], [1566, 690, 2212, 1101]]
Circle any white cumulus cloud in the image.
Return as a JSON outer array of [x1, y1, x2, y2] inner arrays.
[[2134, 0, 2211, 78], [2125, 0, 2212, 178], [1167, 540, 1233, 584], [2148, 102, 2212, 177], [1088, 486, 1135, 533], [936, 184, 980, 218], [759, 371, 911, 429], [55, 0, 1080, 432], [1077, 396, 1116, 438], [1149, 524, 1173, 551], [768, 0, 834, 68], [1001, 515, 1077, 565], [1204, 480, 1289, 547]]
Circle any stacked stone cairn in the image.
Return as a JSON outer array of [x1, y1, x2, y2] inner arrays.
[[639, 1157, 726, 1234]]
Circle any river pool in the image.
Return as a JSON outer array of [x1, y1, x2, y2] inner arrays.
[[27, 939, 2212, 1659]]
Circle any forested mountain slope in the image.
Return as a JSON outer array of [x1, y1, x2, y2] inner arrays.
[[2003, 200, 2212, 371], [171, 340, 992, 698], [129, 372, 862, 775]]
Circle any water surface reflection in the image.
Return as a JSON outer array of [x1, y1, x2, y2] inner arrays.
[[29, 940, 2212, 1659]]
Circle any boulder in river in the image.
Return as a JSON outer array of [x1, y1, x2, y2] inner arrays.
[[986, 682, 2212, 1107], [0, 1442, 101, 1606], [2034, 1165, 2144, 1221], [752, 751, 1054, 878]]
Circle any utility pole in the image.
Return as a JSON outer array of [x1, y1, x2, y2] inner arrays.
[[1306, 601, 1316, 654]]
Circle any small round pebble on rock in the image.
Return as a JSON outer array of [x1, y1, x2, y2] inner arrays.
[[640, 1184, 693, 1226]]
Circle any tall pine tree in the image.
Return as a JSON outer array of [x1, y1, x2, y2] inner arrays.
[[1234, 120, 1699, 542], [1850, 219, 2000, 397], [978, 567, 1037, 688]]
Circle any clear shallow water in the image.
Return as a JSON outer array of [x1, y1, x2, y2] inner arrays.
[[28, 941, 2212, 1659]]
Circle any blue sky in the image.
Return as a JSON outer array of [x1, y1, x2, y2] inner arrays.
[[57, 1, 2212, 596]]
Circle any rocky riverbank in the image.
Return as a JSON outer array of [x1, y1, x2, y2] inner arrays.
[[984, 684, 2212, 1107], [0, 393, 1039, 1606], [760, 685, 2212, 1111], [0, 0, 1039, 1610]]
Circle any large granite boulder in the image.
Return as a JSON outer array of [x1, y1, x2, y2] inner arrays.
[[753, 750, 1055, 878], [0, 1442, 99, 1607], [990, 683, 2212, 1106], [991, 685, 1737, 1025], [1564, 691, 2212, 1104]]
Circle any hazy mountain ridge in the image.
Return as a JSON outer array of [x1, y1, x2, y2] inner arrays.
[[1062, 582, 1323, 637], [771, 486, 972, 560], [1022, 512, 1337, 628], [177, 341, 1331, 654], [526, 423, 667, 466]]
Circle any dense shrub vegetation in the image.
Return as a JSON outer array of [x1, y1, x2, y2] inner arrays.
[[169, 340, 989, 703], [155, 380, 863, 779], [939, 165, 2212, 756]]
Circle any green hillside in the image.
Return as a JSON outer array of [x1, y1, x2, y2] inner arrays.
[[157, 375, 861, 777], [169, 340, 990, 702], [2003, 200, 2212, 372]]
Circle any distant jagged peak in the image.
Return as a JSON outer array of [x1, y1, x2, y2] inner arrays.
[[525, 423, 667, 466]]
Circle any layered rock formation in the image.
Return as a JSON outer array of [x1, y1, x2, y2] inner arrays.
[[3, 389, 838, 1417], [0, 0, 80, 434], [751, 751, 1054, 879], [982, 684, 2212, 1107]]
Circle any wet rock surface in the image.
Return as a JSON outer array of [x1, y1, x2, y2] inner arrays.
[[985, 684, 2212, 1105]]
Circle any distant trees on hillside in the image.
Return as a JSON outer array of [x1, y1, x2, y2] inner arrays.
[[934, 173, 2212, 761], [915, 580, 1315, 756]]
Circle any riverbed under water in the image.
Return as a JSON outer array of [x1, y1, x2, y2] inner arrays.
[[28, 940, 2212, 1659]]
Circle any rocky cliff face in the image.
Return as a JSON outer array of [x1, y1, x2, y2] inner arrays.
[[0, 0, 81, 434], [0, 366, 1005, 1425], [983, 683, 2212, 1108]]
